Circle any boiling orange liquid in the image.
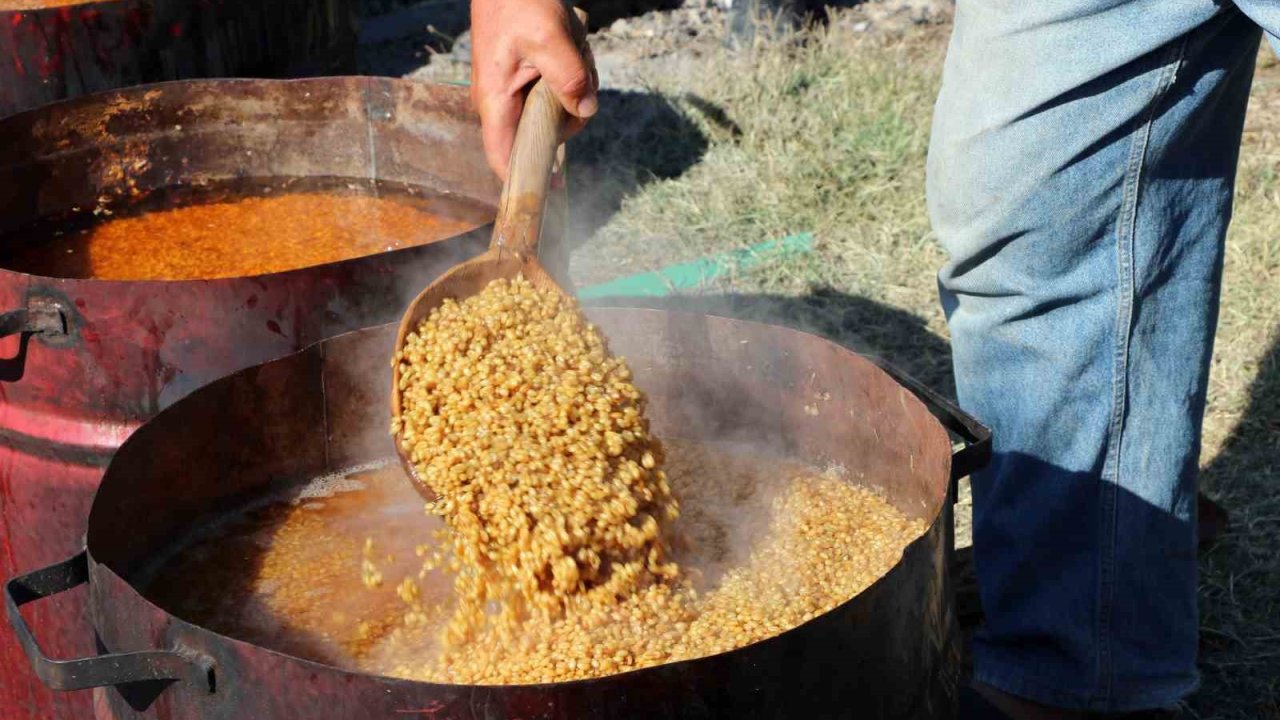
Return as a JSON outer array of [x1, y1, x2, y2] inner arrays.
[[1, 1, 99, 9], [1, 192, 481, 281]]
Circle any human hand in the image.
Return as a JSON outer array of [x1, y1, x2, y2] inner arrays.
[[470, 0, 597, 180]]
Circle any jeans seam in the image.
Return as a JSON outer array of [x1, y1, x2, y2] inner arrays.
[[1097, 35, 1188, 710]]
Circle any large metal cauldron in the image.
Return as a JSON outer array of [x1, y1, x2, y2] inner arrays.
[[6, 311, 989, 719], [0, 77, 504, 717], [0, 0, 357, 117]]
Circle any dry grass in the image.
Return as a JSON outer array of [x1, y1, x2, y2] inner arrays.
[[1193, 47, 1280, 720], [572, 23, 948, 320], [568, 19, 1280, 718]]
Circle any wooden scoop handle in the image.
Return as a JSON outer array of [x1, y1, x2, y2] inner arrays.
[[490, 6, 588, 261]]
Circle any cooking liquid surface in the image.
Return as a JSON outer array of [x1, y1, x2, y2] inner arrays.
[[1, 0, 96, 8], [143, 440, 926, 682], [141, 462, 438, 666], [0, 185, 485, 281]]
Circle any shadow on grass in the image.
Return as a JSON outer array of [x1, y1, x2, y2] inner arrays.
[[1195, 333, 1280, 718], [565, 88, 712, 253], [1202, 334, 1280, 485]]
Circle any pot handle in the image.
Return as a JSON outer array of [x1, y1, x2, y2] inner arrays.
[[5, 551, 214, 692], [0, 303, 67, 339], [864, 357, 992, 486]]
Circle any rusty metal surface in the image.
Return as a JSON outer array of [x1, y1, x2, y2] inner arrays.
[[0, 77, 500, 719], [0, 77, 500, 232], [68, 311, 965, 718], [0, 0, 359, 118]]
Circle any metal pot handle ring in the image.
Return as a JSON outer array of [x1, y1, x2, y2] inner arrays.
[[0, 303, 67, 339], [5, 551, 214, 692], [864, 357, 993, 488]]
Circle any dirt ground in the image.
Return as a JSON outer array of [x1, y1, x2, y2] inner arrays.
[[362, 0, 954, 86]]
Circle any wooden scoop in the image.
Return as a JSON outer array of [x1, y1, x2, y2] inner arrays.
[[391, 22, 584, 500]]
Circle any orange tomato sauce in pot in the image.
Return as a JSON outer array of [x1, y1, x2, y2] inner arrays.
[[1, 0, 99, 9], [0, 191, 485, 281]]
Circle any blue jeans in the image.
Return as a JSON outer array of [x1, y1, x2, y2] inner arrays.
[[927, 1, 1279, 712]]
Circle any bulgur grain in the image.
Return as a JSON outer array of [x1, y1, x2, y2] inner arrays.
[[147, 449, 923, 683], [383, 277, 925, 684], [367, 441, 924, 684], [392, 277, 681, 647]]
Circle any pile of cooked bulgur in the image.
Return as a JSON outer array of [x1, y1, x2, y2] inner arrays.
[[385, 277, 924, 684]]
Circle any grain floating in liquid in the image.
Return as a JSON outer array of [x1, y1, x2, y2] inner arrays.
[[145, 446, 925, 684]]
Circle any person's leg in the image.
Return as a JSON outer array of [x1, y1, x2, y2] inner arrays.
[[927, 1, 1263, 712], [1231, 3, 1280, 53]]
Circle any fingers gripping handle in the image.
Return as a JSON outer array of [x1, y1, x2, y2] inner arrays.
[[491, 6, 588, 261]]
